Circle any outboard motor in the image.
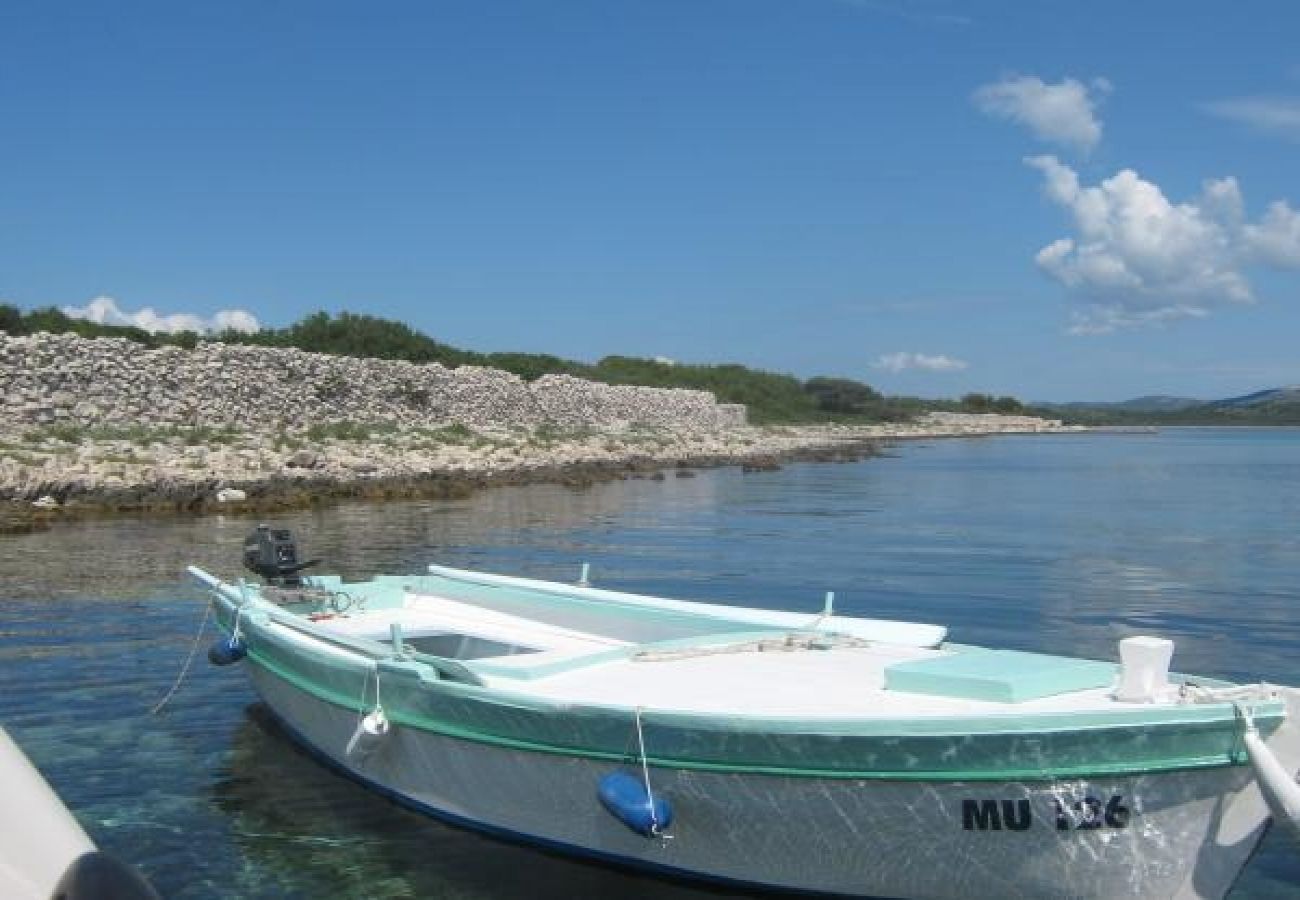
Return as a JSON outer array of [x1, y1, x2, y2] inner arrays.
[[242, 524, 318, 587]]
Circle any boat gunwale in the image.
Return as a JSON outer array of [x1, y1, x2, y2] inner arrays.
[[421, 562, 949, 647], [190, 572, 1286, 782], [191, 567, 1285, 736], [244, 642, 1264, 784]]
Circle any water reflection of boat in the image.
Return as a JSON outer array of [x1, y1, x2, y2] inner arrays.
[[190, 525, 1300, 899]]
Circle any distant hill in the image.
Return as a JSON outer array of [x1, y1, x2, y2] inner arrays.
[[1208, 386, 1300, 410], [1041, 388, 1300, 425], [1111, 395, 1206, 413], [1050, 395, 1203, 414]]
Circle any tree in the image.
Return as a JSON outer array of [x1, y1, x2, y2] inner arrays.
[[0, 304, 21, 335], [804, 377, 884, 416]]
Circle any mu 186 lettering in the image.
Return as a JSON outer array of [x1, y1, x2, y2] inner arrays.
[[961, 795, 1131, 832]]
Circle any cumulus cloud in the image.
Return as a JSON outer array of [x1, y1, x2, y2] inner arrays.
[[873, 352, 968, 373], [974, 74, 1110, 153], [1244, 201, 1300, 267], [1202, 96, 1300, 142], [61, 296, 260, 334], [1025, 155, 1300, 333]]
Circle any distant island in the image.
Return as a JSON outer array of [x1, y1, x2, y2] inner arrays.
[[3, 304, 1298, 426], [1036, 388, 1300, 426]]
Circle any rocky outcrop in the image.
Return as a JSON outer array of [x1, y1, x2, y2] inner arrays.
[[916, 411, 1066, 432], [0, 422, 888, 530], [0, 333, 747, 430]]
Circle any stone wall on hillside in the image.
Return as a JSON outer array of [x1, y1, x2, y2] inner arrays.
[[917, 411, 1063, 430], [0, 333, 747, 430]]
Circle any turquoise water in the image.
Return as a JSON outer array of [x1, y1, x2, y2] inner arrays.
[[2, 428, 1299, 897]]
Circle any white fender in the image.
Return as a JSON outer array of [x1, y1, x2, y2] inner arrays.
[[345, 708, 391, 763]]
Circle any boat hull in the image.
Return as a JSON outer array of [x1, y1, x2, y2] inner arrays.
[[247, 663, 1279, 900]]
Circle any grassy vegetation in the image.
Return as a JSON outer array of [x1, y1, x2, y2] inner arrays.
[[300, 421, 498, 446], [0, 447, 41, 466], [22, 423, 243, 445], [428, 423, 473, 441], [304, 421, 399, 442], [271, 429, 305, 453]]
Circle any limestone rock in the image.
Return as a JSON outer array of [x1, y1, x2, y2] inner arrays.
[[286, 449, 321, 469]]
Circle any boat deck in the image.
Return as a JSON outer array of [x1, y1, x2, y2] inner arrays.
[[484, 641, 1138, 719], [307, 587, 1163, 720]]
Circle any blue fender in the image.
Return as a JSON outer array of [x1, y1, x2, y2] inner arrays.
[[207, 634, 248, 666], [597, 771, 673, 837]]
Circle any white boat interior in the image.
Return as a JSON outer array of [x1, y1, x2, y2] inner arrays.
[[254, 564, 1223, 721]]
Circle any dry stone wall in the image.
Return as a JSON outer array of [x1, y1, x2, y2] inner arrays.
[[0, 333, 747, 430], [917, 411, 1064, 430]]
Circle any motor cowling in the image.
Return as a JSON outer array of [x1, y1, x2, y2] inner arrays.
[[242, 524, 318, 586]]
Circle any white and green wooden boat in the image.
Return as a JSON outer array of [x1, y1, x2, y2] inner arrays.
[[189, 526, 1300, 899]]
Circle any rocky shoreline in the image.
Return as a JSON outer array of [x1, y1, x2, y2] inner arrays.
[[1, 414, 1082, 534]]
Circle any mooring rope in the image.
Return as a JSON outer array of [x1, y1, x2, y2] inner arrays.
[[1180, 682, 1275, 706], [633, 705, 662, 837], [150, 602, 213, 716], [357, 662, 383, 726], [631, 631, 870, 663]]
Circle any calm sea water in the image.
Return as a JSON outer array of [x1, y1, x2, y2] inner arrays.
[[2, 428, 1299, 898]]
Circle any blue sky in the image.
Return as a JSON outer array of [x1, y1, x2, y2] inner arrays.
[[2, 1, 1298, 401]]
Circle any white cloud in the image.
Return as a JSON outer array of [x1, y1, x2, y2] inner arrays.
[[1025, 156, 1300, 334], [211, 308, 261, 333], [1244, 201, 1300, 267], [61, 296, 261, 334], [873, 352, 968, 373], [1064, 304, 1210, 336], [974, 74, 1110, 153], [1202, 96, 1300, 142]]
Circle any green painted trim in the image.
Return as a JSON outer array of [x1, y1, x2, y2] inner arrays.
[[243, 643, 1257, 783]]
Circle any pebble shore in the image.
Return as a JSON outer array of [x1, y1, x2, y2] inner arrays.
[[0, 414, 1081, 534]]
